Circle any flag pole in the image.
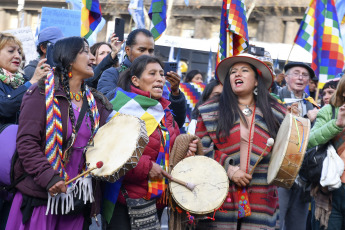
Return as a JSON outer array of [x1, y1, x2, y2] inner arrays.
[[315, 81, 320, 105], [285, 43, 295, 65]]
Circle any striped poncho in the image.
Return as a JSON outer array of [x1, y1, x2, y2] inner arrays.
[[195, 99, 286, 230]]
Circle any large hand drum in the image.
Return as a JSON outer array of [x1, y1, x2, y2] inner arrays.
[[86, 114, 149, 182], [267, 113, 310, 188], [170, 156, 229, 214]]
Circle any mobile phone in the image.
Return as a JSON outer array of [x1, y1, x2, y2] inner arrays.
[[114, 18, 125, 41], [163, 62, 178, 76], [248, 45, 265, 57], [45, 42, 56, 67]]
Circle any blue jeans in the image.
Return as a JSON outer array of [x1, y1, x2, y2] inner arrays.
[[312, 184, 345, 230]]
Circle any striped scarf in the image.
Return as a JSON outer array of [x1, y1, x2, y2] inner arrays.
[[44, 71, 100, 184], [146, 117, 170, 200]]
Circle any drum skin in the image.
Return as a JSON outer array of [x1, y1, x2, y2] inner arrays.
[[85, 114, 149, 182], [169, 156, 229, 214], [267, 113, 311, 189]]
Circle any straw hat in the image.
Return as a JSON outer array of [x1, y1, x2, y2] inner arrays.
[[216, 53, 274, 89]]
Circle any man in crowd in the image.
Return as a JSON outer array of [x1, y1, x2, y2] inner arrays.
[[278, 62, 317, 230], [97, 28, 186, 128], [23, 27, 63, 79]]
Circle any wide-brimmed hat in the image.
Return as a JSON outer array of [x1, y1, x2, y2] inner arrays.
[[216, 53, 274, 89]]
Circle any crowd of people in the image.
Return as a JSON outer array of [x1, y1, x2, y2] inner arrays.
[[0, 26, 344, 230]]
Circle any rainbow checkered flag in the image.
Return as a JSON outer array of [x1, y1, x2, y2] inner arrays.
[[110, 88, 164, 136], [294, 0, 344, 89], [148, 0, 167, 41], [217, 0, 249, 65], [81, 0, 102, 39]]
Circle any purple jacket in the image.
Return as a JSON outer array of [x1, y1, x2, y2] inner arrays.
[[14, 80, 112, 215]]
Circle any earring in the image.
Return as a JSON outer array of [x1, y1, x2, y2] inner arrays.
[[68, 71, 72, 78], [253, 87, 258, 96]]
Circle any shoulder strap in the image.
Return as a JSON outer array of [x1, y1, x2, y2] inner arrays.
[[75, 95, 88, 134]]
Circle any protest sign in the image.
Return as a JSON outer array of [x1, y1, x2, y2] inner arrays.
[[40, 7, 81, 37]]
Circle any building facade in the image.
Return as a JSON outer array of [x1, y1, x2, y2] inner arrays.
[[0, 0, 309, 45]]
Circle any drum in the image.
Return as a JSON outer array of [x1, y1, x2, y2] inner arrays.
[[85, 114, 149, 182], [0, 124, 18, 186], [267, 113, 311, 189], [169, 156, 229, 215]]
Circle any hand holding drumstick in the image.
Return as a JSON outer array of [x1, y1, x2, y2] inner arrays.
[[249, 138, 275, 175], [65, 161, 103, 185]]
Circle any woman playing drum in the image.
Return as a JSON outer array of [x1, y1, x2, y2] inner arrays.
[[6, 37, 113, 230], [195, 54, 286, 229], [106, 55, 198, 229]]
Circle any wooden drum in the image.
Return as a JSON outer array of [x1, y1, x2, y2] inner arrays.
[[169, 156, 229, 214], [267, 113, 311, 188], [85, 114, 149, 182]]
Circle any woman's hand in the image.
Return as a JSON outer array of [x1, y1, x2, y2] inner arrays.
[[336, 104, 345, 128], [230, 169, 252, 187], [185, 139, 199, 158], [165, 71, 181, 96], [148, 162, 172, 180], [48, 180, 67, 197], [30, 59, 51, 84], [110, 33, 124, 60], [307, 108, 319, 122]]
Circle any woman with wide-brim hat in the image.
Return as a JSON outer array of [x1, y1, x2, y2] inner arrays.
[[195, 53, 287, 229]]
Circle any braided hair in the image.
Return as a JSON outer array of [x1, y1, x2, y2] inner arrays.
[[53, 36, 95, 162]]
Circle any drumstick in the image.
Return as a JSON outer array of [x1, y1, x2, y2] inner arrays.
[[65, 161, 103, 185], [170, 177, 196, 191], [249, 138, 274, 175]]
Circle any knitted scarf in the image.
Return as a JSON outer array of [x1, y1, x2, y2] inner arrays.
[[44, 71, 100, 214], [0, 68, 25, 89]]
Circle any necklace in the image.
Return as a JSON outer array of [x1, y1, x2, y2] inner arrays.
[[70, 91, 83, 102], [239, 102, 255, 117]]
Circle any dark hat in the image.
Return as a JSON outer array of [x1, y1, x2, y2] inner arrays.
[[216, 53, 274, 89], [284, 62, 316, 79], [38, 27, 64, 44]]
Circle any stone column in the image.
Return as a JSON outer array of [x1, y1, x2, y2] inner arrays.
[[194, 17, 211, 39], [25, 11, 32, 27], [166, 18, 181, 36], [284, 20, 299, 44], [0, 9, 7, 31], [263, 16, 284, 43], [256, 20, 265, 41]]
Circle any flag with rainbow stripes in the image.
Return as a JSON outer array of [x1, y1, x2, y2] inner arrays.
[[81, 0, 102, 39], [294, 0, 344, 89], [217, 0, 249, 65]]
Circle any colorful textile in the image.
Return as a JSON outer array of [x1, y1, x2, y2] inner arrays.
[[294, 0, 344, 89], [166, 82, 205, 133], [237, 187, 251, 218], [195, 100, 286, 229], [81, 0, 102, 39], [217, 0, 249, 66], [146, 119, 170, 200], [0, 68, 25, 89], [44, 71, 100, 184], [148, 0, 167, 41], [110, 88, 164, 136]]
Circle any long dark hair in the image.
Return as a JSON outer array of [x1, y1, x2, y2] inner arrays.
[[53, 36, 95, 161], [216, 64, 281, 141], [118, 55, 164, 91], [185, 70, 202, 83], [192, 79, 221, 119]]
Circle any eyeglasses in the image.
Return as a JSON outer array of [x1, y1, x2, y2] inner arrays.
[[288, 72, 310, 79]]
